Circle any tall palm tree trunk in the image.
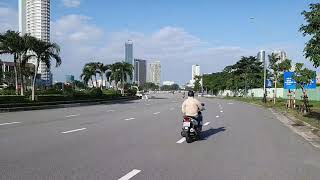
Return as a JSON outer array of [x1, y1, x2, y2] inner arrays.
[[32, 61, 40, 101], [19, 63, 25, 96], [13, 65, 19, 95]]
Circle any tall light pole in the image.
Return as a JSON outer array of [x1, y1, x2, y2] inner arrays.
[[250, 17, 267, 102]]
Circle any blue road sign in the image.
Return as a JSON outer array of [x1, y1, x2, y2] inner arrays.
[[284, 72, 296, 89], [283, 71, 316, 89]]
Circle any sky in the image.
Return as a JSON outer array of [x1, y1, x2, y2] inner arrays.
[[0, 0, 319, 84]]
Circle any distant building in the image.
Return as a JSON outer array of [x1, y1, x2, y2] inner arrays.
[[147, 61, 161, 86], [19, 0, 52, 86], [125, 40, 133, 65], [273, 50, 287, 63], [1, 60, 35, 87], [65, 75, 75, 84], [134, 59, 147, 86], [189, 64, 201, 87], [163, 81, 175, 86], [257, 50, 266, 64]]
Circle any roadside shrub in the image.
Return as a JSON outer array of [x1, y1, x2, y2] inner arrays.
[[37, 88, 63, 95], [36, 94, 66, 102], [125, 88, 137, 96], [0, 88, 16, 95], [102, 89, 120, 98], [0, 95, 29, 104], [87, 88, 103, 98]]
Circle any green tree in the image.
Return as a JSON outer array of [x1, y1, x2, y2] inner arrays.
[[300, 3, 320, 67], [96, 62, 109, 89], [29, 39, 61, 101], [292, 63, 316, 113], [193, 75, 202, 92], [268, 53, 292, 104], [110, 62, 133, 95], [81, 63, 96, 87], [0, 30, 22, 94]]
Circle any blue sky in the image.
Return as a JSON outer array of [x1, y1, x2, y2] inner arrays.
[[0, 0, 319, 84]]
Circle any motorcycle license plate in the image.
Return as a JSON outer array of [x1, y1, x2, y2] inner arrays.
[[183, 122, 191, 127]]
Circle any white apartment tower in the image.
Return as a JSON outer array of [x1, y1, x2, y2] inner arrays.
[[19, 0, 52, 86], [147, 61, 161, 86], [192, 64, 201, 81]]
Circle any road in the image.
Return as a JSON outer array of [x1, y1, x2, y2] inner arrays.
[[0, 93, 320, 180]]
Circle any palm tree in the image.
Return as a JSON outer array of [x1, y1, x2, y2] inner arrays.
[[0, 30, 22, 94], [29, 39, 61, 101], [96, 63, 109, 89], [110, 62, 133, 95], [80, 64, 95, 87]]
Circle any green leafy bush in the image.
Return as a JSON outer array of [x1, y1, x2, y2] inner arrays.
[[0, 88, 16, 95], [0, 95, 29, 104]]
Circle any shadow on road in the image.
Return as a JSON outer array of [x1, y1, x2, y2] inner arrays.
[[199, 127, 226, 140]]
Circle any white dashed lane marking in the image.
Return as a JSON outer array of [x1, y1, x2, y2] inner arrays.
[[124, 118, 135, 121], [204, 122, 210, 126], [118, 169, 141, 180], [176, 137, 186, 144], [0, 122, 21, 126], [65, 114, 80, 118], [153, 112, 160, 115], [216, 115, 220, 118], [61, 128, 87, 134]]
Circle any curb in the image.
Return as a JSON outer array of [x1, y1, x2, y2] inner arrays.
[[0, 97, 138, 113]]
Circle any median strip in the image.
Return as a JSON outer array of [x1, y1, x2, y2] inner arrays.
[[118, 169, 141, 180], [0, 122, 21, 126], [61, 128, 87, 134]]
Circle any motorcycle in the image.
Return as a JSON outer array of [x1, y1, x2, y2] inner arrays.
[[181, 103, 205, 143]]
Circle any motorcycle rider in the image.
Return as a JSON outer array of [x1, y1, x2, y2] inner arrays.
[[181, 90, 204, 129]]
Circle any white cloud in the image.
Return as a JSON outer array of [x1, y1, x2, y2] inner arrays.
[[0, 6, 18, 32], [63, 0, 81, 8]]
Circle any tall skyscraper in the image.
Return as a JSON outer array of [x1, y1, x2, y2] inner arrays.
[[134, 59, 147, 85], [257, 50, 266, 63], [273, 50, 287, 63], [19, 0, 52, 86], [191, 64, 201, 81], [125, 40, 133, 65], [147, 61, 161, 86]]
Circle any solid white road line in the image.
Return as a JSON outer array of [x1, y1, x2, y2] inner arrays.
[[118, 169, 141, 180], [204, 122, 210, 126], [228, 102, 234, 105], [124, 118, 135, 121], [216, 115, 220, 118], [65, 114, 80, 118], [153, 112, 160, 115], [0, 122, 21, 126], [61, 128, 87, 134], [176, 137, 186, 144]]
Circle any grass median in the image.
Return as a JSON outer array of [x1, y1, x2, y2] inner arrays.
[[223, 96, 320, 130]]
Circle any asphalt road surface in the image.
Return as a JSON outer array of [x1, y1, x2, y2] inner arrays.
[[1, 93, 320, 180]]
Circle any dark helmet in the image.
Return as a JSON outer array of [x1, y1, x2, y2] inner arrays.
[[188, 90, 194, 97]]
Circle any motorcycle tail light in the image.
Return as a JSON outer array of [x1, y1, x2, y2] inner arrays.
[[183, 116, 190, 122]]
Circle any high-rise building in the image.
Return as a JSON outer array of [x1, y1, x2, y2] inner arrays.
[[273, 50, 287, 63], [147, 61, 161, 86], [257, 50, 266, 63], [125, 40, 133, 65], [134, 59, 147, 85], [191, 65, 201, 81], [19, 0, 52, 86], [65, 75, 75, 84]]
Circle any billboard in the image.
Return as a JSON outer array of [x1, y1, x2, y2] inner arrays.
[[283, 71, 316, 89]]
